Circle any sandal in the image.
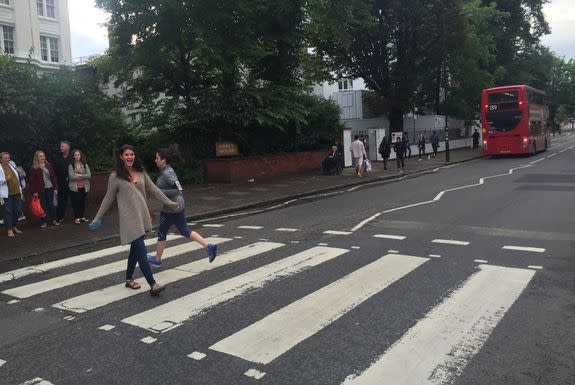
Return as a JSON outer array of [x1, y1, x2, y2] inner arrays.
[[13, 228, 23, 234], [7, 231, 15, 238], [125, 280, 141, 290], [150, 284, 166, 296], [74, 219, 81, 225]]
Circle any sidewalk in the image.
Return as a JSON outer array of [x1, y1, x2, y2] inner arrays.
[[0, 147, 484, 262]]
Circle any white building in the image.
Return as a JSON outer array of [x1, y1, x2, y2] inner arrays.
[[0, 0, 72, 69]]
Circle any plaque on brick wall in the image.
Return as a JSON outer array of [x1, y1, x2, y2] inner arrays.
[[215, 141, 239, 157]]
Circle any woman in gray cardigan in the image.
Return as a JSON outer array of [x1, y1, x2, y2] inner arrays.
[[89, 144, 179, 296], [147, 144, 217, 267]]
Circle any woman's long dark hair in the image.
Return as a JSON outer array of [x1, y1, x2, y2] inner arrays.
[[115, 144, 144, 182], [157, 144, 184, 166]]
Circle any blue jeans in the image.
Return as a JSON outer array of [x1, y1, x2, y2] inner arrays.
[[126, 235, 155, 287], [157, 210, 191, 241], [39, 188, 56, 223], [3, 195, 22, 229]]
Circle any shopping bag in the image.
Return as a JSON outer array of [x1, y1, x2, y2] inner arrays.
[[363, 159, 372, 172], [29, 196, 46, 218]]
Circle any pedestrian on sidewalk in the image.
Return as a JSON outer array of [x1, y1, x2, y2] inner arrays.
[[55, 140, 72, 223], [147, 144, 217, 267], [403, 134, 412, 159], [28, 151, 60, 229], [378, 136, 391, 170], [430, 131, 439, 158], [418, 132, 426, 160], [68, 149, 91, 225], [335, 138, 345, 170], [472, 129, 480, 149], [351, 135, 367, 177], [0, 152, 24, 238], [89, 144, 179, 296], [393, 136, 405, 170]]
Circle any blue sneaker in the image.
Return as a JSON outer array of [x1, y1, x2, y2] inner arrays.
[[147, 255, 162, 267], [207, 244, 217, 263]]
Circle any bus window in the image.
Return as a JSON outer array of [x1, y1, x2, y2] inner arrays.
[[488, 91, 519, 103], [486, 110, 523, 132]]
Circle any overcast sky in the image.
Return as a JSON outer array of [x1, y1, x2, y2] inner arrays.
[[69, 0, 575, 61]]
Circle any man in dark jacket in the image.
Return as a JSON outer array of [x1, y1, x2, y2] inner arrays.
[[393, 136, 404, 170], [378, 136, 391, 170], [55, 140, 71, 223]]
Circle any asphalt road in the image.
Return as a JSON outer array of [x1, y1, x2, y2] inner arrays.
[[1, 134, 574, 385]]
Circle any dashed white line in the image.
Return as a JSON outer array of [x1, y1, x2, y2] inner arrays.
[[244, 369, 266, 380], [7, 300, 19, 305], [474, 259, 488, 264], [502, 246, 545, 253], [141, 336, 157, 344], [387, 250, 399, 254], [317, 243, 329, 246], [275, 228, 299, 232], [98, 324, 116, 331], [203, 224, 224, 228], [20, 378, 54, 385], [547, 153, 557, 158], [238, 226, 263, 230], [187, 352, 207, 361], [33, 308, 45, 312], [324, 230, 352, 235], [373, 234, 406, 240], [428, 254, 441, 258], [351, 246, 361, 249], [528, 265, 543, 270], [432, 239, 470, 246]]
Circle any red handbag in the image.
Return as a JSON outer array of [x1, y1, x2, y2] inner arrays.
[[29, 196, 46, 218]]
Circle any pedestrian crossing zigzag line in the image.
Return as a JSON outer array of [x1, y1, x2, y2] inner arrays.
[[209, 253, 429, 365], [2, 237, 232, 299], [341, 264, 535, 385], [52, 241, 285, 314], [121, 246, 350, 334]]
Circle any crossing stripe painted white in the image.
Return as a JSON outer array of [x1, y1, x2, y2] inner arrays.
[[0, 358, 5, 367], [341, 264, 535, 385], [53, 242, 283, 313], [373, 234, 406, 240], [0, 238, 160, 284], [324, 230, 352, 235], [238, 226, 263, 230], [20, 379, 54, 385], [432, 239, 470, 246], [209, 253, 428, 364], [122, 246, 349, 333], [3, 238, 231, 299], [502, 245, 545, 253]]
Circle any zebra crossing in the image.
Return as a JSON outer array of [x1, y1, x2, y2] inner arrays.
[[0, 230, 538, 384]]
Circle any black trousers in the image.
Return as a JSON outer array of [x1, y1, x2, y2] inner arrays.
[[57, 184, 70, 221], [70, 188, 86, 219], [396, 155, 404, 168]]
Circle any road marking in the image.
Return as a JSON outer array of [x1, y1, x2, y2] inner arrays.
[[318, 243, 328, 246], [0, 238, 160, 283], [547, 153, 557, 158], [141, 336, 157, 344], [341, 264, 535, 385], [428, 254, 441, 258], [351, 246, 361, 249], [20, 378, 54, 385], [373, 234, 406, 240], [502, 245, 545, 253], [387, 250, 399, 254], [33, 308, 44, 312], [209, 253, 428, 364], [63, 316, 75, 321], [474, 259, 488, 263], [528, 265, 543, 270], [324, 230, 352, 235], [529, 157, 545, 164], [4, 238, 231, 299], [432, 239, 470, 246], [98, 324, 115, 331], [238, 226, 263, 230], [351, 213, 381, 232], [202, 224, 224, 228], [275, 228, 299, 232], [53, 241, 280, 313], [7, 300, 19, 304], [244, 369, 266, 380], [0, 358, 5, 367], [122, 246, 349, 333], [187, 352, 206, 361]]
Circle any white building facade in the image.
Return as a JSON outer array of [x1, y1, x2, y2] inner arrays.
[[0, 0, 72, 68]]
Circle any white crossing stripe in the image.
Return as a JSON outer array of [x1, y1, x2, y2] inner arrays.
[[0, 358, 5, 367], [503, 245, 545, 253], [373, 234, 406, 240], [275, 228, 299, 232], [324, 230, 352, 235], [20, 379, 54, 385], [53, 242, 282, 313], [341, 264, 535, 385], [244, 369, 266, 380], [432, 239, 470, 246], [122, 246, 349, 333], [209, 253, 428, 364], [238, 226, 263, 230], [0, 238, 160, 283], [3, 238, 230, 299]]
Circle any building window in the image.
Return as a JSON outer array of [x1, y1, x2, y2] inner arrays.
[[37, 0, 55, 18], [338, 79, 353, 91], [40, 36, 59, 62], [0, 25, 14, 54], [0, 0, 10, 6]]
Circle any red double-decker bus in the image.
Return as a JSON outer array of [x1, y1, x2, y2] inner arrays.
[[481, 85, 550, 155]]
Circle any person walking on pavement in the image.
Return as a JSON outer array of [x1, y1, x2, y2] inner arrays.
[[472, 129, 480, 149], [89, 144, 179, 296], [68, 149, 91, 225], [378, 136, 391, 170], [55, 140, 72, 223], [418, 132, 426, 160], [351, 135, 367, 177], [430, 131, 439, 158], [393, 136, 405, 170], [0, 152, 24, 238], [403, 134, 411, 159], [29, 150, 60, 229], [147, 144, 217, 267]]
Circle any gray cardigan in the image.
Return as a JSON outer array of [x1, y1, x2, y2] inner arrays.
[[93, 171, 178, 245], [68, 163, 91, 192], [156, 165, 185, 213]]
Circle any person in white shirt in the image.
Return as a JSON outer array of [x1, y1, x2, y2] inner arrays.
[[350, 135, 367, 176]]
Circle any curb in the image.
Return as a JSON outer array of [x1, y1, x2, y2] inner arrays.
[[7, 153, 486, 262]]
